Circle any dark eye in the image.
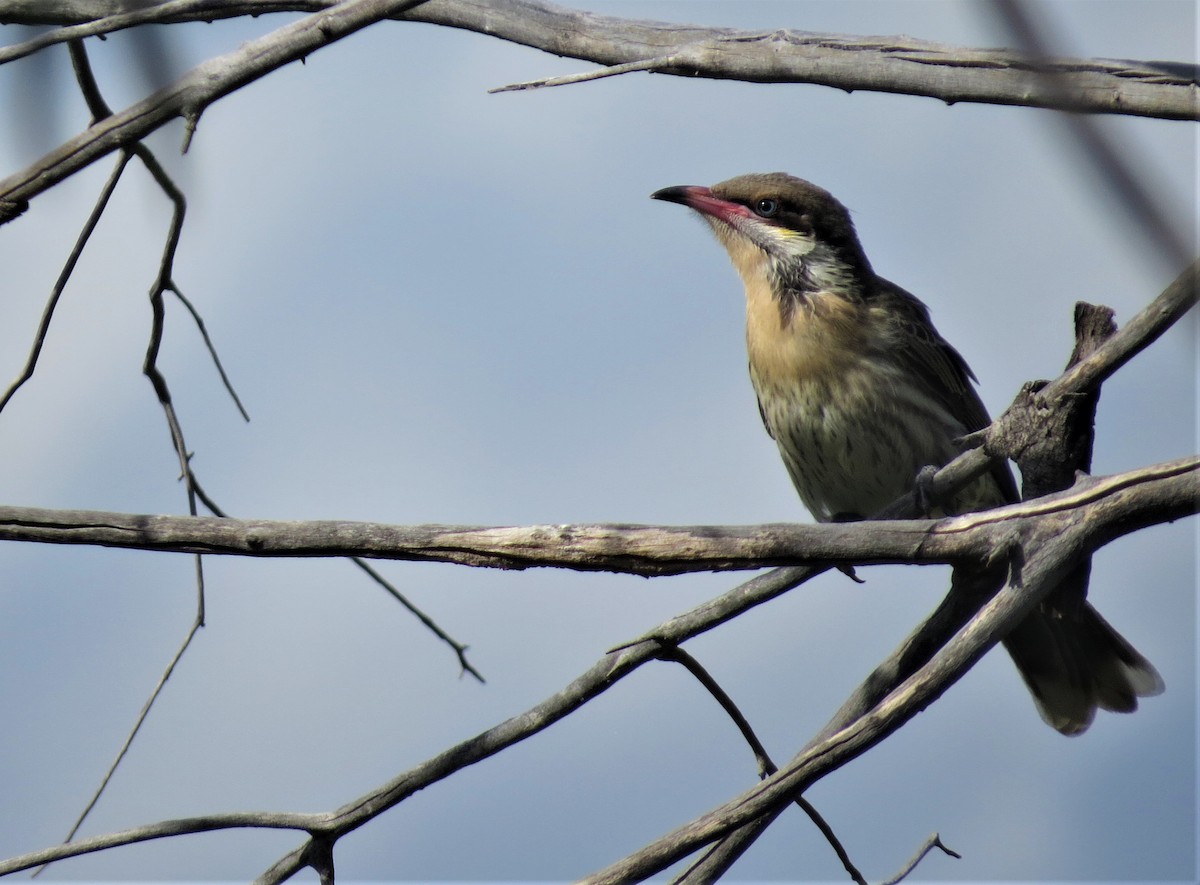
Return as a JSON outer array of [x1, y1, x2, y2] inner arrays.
[[754, 198, 779, 218]]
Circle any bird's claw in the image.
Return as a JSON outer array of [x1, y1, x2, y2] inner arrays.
[[912, 464, 940, 516]]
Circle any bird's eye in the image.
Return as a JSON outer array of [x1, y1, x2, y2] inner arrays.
[[754, 198, 779, 218]]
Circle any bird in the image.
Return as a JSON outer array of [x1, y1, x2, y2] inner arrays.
[[651, 172, 1163, 735]]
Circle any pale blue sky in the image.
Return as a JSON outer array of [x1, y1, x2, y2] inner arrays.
[[0, 1, 1195, 881]]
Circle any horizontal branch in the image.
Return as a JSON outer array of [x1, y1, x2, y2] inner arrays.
[[4, 0, 1195, 120], [2, 1, 1193, 223], [0, 457, 1194, 574]]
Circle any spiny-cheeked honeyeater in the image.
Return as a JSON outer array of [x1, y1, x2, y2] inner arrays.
[[652, 172, 1162, 735]]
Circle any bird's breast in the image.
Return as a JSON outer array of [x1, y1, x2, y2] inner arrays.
[[743, 273, 865, 389], [743, 280, 964, 521]]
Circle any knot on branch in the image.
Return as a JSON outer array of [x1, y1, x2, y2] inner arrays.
[[988, 302, 1117, 500]]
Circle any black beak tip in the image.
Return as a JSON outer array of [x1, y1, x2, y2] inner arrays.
[[650, 185, 691, 204]]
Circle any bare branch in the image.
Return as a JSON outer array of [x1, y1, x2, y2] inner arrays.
[[350, 557, 486, 682], [579, 502, 1118, 883], [0, 456, 1193, 571], [0, 0, 280, 64], [0, 457, 1188, 877], [168, 283, 251, 422], [988, 0, 1193, 268], [881, 833, 961, 885], [1038, 259, 1198, 400], [0, 0, 432, 222], [33, 617, 205, 877], [489, 53, 674, 92], [0, 810, 323, 876], [3, 0, 1194, 121], [0, 151, 131, 414], [0, 0, 1195, 226], [914, 258, 1198, 518]]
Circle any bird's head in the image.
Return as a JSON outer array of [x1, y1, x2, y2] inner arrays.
[[651, 172, 872, 298]]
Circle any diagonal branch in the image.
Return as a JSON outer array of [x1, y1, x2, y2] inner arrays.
[[0, 0, 432, 223], [0, 151, 132, 414], [579, 500, 1116, 883], [851, 260, 1197, 525], [988, 0, 1193, 269], [656, 644, 869, 885], [0, 810, 324, 875]]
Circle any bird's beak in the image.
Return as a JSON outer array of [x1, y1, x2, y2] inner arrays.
[[651, 185, 752, 227], [650, 185, 705, 206]]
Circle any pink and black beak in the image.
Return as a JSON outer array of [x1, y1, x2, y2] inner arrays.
[[650, 185, 753, 227]]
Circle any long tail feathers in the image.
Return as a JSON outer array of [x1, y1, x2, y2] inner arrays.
[[1003, 603, 1164, 736]]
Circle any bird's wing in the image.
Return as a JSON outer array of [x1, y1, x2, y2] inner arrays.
[[873, 277, 1020, 502], [873, 277, 991, 431]]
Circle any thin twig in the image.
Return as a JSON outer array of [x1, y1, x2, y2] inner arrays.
[[189, 479, 485, 679], [40, 43, 211, 873], [661, 647, 958, 885], [489, 54, 676, 92], [168, 283, 251, 422], [656, 643, 868, 885], [64, 45, 195, 508], [0, 0, 246, 65], [653, 643, 776, 779], [0, 808, 324, 875], [879, 832, 960, 885], [0, 152, 131, 416], [350, 558, 485, 682], [31, 615, 206, 877]]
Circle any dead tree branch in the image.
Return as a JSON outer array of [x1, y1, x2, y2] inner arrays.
[[0, 0, 1195, 224], [0, 0, 432, 223], [0, 453, 1188, 879], [0, 456, 1194, 572], [0, 563, 829, 878], [3, 0, 1195, 120], [988, 0, 1192, 269], [1, 258, 1194, 573], [0, 2, 1192, 880], [579, 490, 1143, 883]]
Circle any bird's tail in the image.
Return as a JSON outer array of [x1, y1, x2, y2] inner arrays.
[[1002, 602, 1164, 736]]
